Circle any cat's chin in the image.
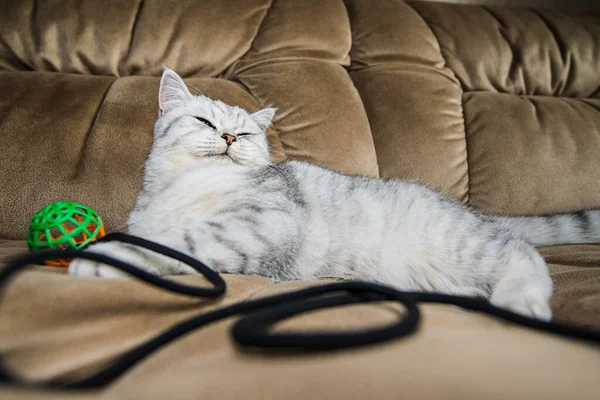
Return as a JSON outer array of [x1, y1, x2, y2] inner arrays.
[[202, 153, 251, 165], [203, 153, 239, 164], [201, 151, 270, 167]]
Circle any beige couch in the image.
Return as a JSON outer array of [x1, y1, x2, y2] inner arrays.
[[1, 0, 599, 398]]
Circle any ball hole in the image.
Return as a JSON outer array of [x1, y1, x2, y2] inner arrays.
[[36, 231, 47, 244], [63, 220, 77, 232], [72, 232, 86, 245], [49, 227, 63, 241]]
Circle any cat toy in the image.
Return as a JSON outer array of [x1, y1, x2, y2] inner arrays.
[[27, 201, 105, 267]]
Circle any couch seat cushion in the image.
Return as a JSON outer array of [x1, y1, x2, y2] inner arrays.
[[0, 242, 599, 399]]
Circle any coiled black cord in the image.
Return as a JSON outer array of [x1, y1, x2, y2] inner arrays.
[[0, 233, 598, 390]]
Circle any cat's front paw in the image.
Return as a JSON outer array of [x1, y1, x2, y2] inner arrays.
[[68, 242, 158, 279], [68, 258, 128, 278], [491, 282, 552, 321]]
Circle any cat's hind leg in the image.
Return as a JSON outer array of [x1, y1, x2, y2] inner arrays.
[[489, 239, 553, 321]]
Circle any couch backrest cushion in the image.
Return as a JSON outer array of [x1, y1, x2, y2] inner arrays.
[[0, 0, 379, 239], [347, 0, 600, 214], [0, 0, 270, 78], [1, 0, 599, 240]]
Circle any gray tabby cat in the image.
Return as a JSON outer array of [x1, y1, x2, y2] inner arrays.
[[69, 68, 600, 321]]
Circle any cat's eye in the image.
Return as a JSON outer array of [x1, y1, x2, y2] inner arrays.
[[194, 117, 216, 130], [237, 133, 252, 137]]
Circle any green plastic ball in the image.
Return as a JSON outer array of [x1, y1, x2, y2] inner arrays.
[[27, 201, 105, 266]]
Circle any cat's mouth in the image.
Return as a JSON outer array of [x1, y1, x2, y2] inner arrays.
[[225, 150, 242, 164], [204, 148, 240, 164]]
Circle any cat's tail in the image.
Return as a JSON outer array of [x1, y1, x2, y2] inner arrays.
[[485, 209, 600, 247]]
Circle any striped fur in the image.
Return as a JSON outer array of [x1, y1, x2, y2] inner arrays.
[[69, 68, 600, 321]]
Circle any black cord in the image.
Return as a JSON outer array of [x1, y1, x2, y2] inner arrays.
[[0, 233, 598, 390]]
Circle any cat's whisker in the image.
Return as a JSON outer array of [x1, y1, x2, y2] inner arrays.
[[187, 83, 206, 97], [150, 144, 206, 158], [267, 164, 293, 186], [250, 96, 270, 114]]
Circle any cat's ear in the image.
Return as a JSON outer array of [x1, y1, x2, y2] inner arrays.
[[158, 67, 192, 114], [250, 108, 277, 131]]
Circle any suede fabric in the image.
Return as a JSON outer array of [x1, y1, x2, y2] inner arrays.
[[1, 0, 600, 398], [0, 253, 598, 400], [0, 0, 271, 78], [412, 3, 600, 97], [348, 0, 600, 211], [420, 0, 600, 9], [465, 93, 600, 214], [540, 246, 600, 329]]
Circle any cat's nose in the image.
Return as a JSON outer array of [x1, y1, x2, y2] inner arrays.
[[221, 134, 237, 146]]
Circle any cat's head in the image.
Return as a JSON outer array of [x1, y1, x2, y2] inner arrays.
[[153, 67, 276, 166]]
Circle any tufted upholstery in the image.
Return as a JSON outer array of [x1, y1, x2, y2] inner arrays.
[[348, 0, 600, 212], [2, 0, 600, 240], [0, 0, 380, 239], [1, 1, 600, 399]]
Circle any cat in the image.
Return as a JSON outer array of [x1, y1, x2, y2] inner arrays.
[[68, 67, 600, 321]]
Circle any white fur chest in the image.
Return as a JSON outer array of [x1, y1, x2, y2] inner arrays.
[[129, 161, 253, 236]]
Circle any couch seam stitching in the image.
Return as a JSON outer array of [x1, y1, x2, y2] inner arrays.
[[119, 0, 145, 77], [481, 6, 524, 95], [221, 0, 275, 80], [340, 0, 380, 177], [72, 78, 117, 179], [407, 2, 471, 204], [528, 8, 573, 97], [0, 35, 32, 72]]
